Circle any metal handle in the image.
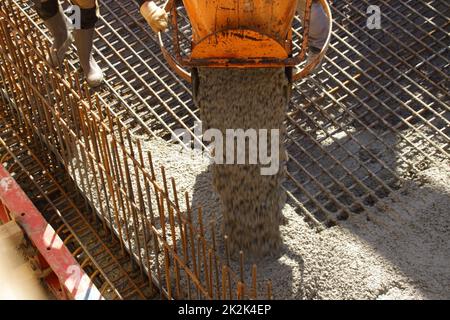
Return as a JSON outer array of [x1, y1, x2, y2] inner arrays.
[[158, 0, 192, 82], [292, 0, 333, 81]]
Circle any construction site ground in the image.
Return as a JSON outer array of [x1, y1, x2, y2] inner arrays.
[[0, 0, 448, 300], [141, 137, 450, 299]]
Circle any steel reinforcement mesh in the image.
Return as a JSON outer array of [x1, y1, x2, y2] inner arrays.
[[5, 0, 448, 227], [0, 0, 448, 299], [0, 0, 275, 299]]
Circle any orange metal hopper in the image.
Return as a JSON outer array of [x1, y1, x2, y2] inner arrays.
[[158, 0, 332, 82], [184, 0, 297, 61]]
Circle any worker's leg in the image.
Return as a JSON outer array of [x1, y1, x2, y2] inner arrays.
[[32, 0, 73, 66], [70, 0, 103, 87], [297, 0, 330, 73], [297, 0, 330, 50], [70, 0, 99, 29]]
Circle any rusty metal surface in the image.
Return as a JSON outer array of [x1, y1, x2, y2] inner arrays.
[[161, 0, 332, 81], [0, 0, 448, 300], [95, 0, 448, 226], [0, 163, 102, 300], [0, 0, 269, 299], [0, 100, 155, 300]]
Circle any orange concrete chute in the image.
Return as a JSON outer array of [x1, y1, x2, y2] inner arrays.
[[159, 0, 333, 81], [190, 29, 290, 61], [184, 0, 297, 61], [184, 0, 297, 43]]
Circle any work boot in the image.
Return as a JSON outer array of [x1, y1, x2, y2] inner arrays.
[[44, 6, 73, 67], [73, 28, 104, 87]]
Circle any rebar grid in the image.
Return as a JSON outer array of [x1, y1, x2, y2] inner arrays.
[[13, 0, 446, 227], [0, 0, 448, 299], [162, 0, 449, 225], [285, 0, 449, 224], [101, 0, 450, 226], [0, 113, 151, 300], [0, 2, 271, 300]]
